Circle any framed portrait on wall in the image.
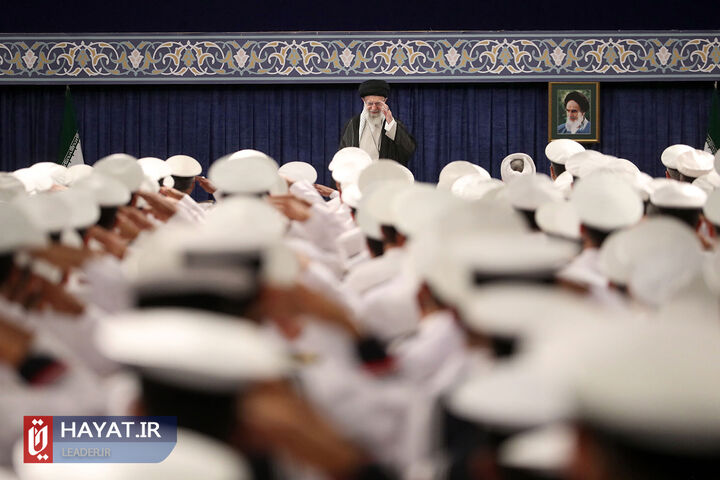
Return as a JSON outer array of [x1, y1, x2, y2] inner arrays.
[[548, 82, 599, 143]]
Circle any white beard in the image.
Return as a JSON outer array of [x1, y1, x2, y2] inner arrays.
[[565, 115, 585, 134]]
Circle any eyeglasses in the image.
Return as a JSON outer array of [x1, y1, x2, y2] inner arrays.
[[364, 101, 384, 108]]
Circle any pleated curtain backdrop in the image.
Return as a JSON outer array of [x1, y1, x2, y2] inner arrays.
[[0, 82, 713, 200]]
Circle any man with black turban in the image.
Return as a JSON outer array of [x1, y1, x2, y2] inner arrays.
[[557, 90, 591, 134], [339, 79, 416, 167]]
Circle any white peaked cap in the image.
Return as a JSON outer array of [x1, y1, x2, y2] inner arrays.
[[94, 153, 144, 192], [450, 231, 580, 278], [357, 160, 414, 193], [642, 177, 675, 199], [138, 174, 160, 194], [13, 168, 52, 194], [650, 180, 707, 208], [703, 188, 720, 225], [66, 164, 94, 185], [574, 323, 720, 453], [576, 157, 640, 181], [677, 148, 714, 178], [203, 196, 289, 247], [535, 201, 581, 240], [340, 182, 362, 208], [166, 154, 202, 177], [96, 308, 291, 392], [30, 162, 71, 186], [437, 161, 490, 190], [209, 152, 280, 195], [358, 180, 413, 227], [14, 192, 72, 233], [507, 173, 563, 211], [329, 148, 372, 184], [137, 157, 172, 181], [692, 169, 720, 195], [451, 175, 504, 201], [51, 188, 100, 229], [73, 171, 131, 207], [499, 424, 575, 475], [328, 147, 372, 171], [0, 173, 27, 203], [355, 199, 383, 240], [0, 203, 47, 254], [500, 153, 536, 184], [545, 139, 585, 164], [628, 245, 704, 307], [564, 150, 608, 178], [570, 172, 644, 230], [278, 161, 318, 184], [434, 199, 529, 237], [661, 144, 694, 169], [13, 428, 251, 480], [391, 183, 463, 237], [458, 282, 599, 340], [598, 216, 702, 286], [447, 362, 574, 432]]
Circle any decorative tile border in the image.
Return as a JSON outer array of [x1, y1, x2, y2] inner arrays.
[[1, 32, 719, 84]]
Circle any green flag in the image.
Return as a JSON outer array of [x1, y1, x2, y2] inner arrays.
[[58, 86, 84, 167], [705, 82, 720, 155]]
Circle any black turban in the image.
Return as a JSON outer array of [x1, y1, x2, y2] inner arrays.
[[358, 80, 390, 98], [563, 91, 590, 113]]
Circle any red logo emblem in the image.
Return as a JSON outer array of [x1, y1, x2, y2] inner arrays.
[[24, 416, 53, 463]]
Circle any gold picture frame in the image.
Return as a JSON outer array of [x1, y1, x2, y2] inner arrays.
[[548, 82, 599, 143]]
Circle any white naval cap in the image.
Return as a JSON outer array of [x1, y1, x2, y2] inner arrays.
[[328, 148, 372, 184], [203, 195, 289, 247], [574, 323, 720, 454], [677, 148, 714, 178], [499, 424, 575, 477], [357, 159, 414, 193], [328, 146, 372, 171], [355, 199, 382, 240], [649, 180, 707, 208], [0, 203, 46, 254], [12, 167, 52, 194], [137, 156, 172, 181], [357, 180, 412, 228], [563, 149, 608, 178], [30, 162, 71, 186], [703, 187, 720, 226], [340, 182, 362, 208], [500, 153, 536, 184], [534, 201, 581, 240], [391, 183, 462, 237], [692, 169, 720, 195], [545, 139, 585, 164], [166, 154, 202, 177], [506, 173, 563, 211], [552, 171, 574, 198], [597, 216, 702, 287], [661, 143, 694, 169], [449, 231, 580, 280], [450, 175, 504, 201], [209, 151, 280, 195], [570, 172, 644, 230], [13, 427, 251, 480], [97, 308, 291, 392], [13, 192, 72, 234], [434, 198, 529, 237], [94, 153, 144, 192], [458, 282, 600, 342], [436, 160, 489, 190], [0, 173, 27, 202], [73, 171, 131, 207], [66, 163, 94, 185], [278, 161, 318, 184], [51, 188, 100, 229]]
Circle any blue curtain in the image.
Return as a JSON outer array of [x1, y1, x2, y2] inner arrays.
[[0, 82, 713, 200]]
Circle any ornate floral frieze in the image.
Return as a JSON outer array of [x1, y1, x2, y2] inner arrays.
[[0, 32, 718, 83]]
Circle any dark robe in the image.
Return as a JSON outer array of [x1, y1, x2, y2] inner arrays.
[[339, 114, 417, 167]]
